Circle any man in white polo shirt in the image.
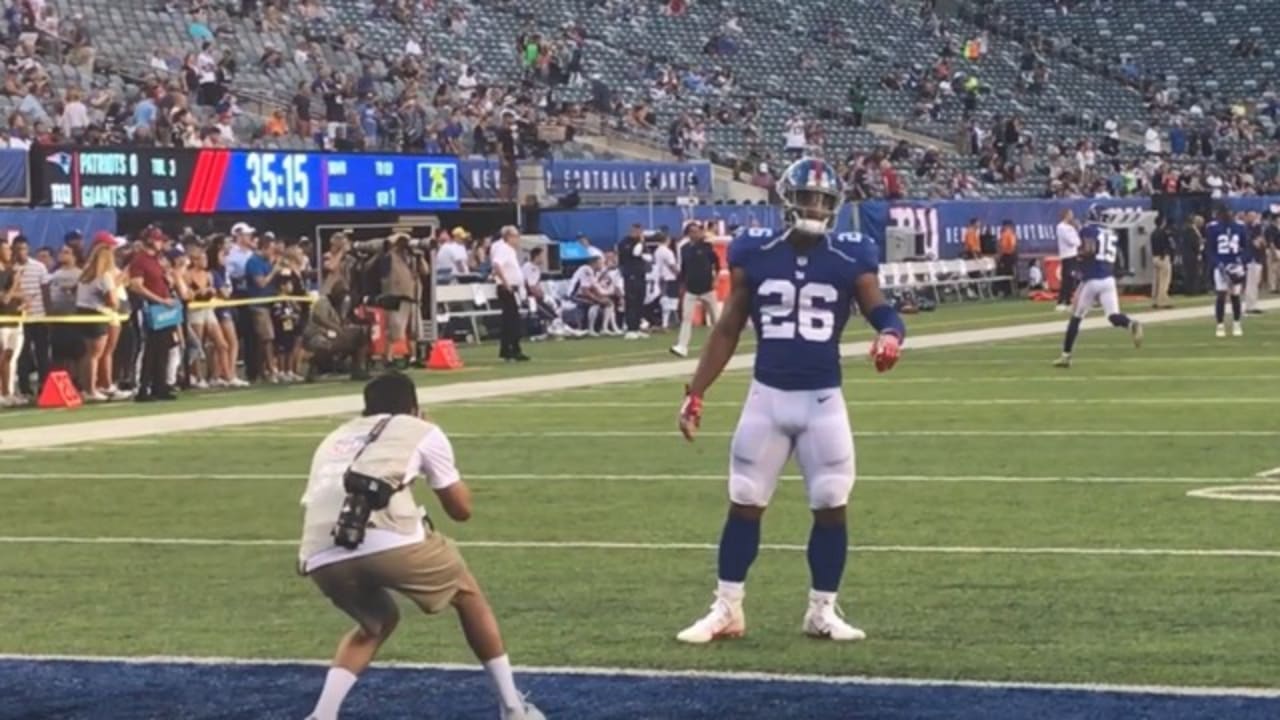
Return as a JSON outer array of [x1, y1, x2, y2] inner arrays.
[[11, 236, 50, 398], [1055, 208, 1081, 312], [489, 225, 528, 361]]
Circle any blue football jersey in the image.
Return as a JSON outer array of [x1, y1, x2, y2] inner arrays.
[[1204, 221, 1248, 268], [1079, 223, 1119, 281], [728, 227, 879, 391]]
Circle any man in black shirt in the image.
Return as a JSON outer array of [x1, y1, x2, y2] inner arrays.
[[1150, 216, 1174, 308], [616, 224, 648, 339], [1178, 217, 1205, 295], [669, 222, 719, 357]]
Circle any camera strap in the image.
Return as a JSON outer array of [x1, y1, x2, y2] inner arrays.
[[346, 415, 396, 479]]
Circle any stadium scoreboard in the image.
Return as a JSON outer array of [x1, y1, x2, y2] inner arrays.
[[34, 148, 461, 213]]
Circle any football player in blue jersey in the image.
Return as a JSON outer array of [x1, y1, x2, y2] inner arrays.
[[1053, 209, 1143, 368], [673, 158, 905, 644], [1203, 205, 1248, 337]]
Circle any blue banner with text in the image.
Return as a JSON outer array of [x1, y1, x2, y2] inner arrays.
[[459, 159, 712, 201]]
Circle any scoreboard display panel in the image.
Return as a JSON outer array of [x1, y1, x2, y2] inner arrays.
[[34, 148, 461, 213]]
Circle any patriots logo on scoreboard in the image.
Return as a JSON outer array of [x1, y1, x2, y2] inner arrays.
[[45, 151, 72, 176]]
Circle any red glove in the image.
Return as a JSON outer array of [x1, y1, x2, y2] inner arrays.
[[678, 387, 703, 442], [870, 332, 902, 373]]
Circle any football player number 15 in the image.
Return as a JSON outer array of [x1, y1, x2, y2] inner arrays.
[[758, 280, 837, 342]]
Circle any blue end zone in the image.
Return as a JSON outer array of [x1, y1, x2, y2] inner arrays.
[[1, 659, 1277, 720]]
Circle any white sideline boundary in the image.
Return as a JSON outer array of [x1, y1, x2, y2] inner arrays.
[[5, 301, 1277, 451], [0, 653, 1276, 699], [0, 472, 1268, 485], [2, 535, 1279, 558]]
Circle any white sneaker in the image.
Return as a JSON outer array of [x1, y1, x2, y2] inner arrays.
[[229, 377, 250, 388], [191, 378, 209, 390], [624, 331, 640, 340], [1232, 322, 1243, 337], [85, 390, 109, 402], [802, 592, 866, 641], [669, 345, 688, 358], [1216, 323, 1227, 338], [110, 388, 134, 401], [676, 595, 745, 644], [501, 698, 546, 720], [208, 378, 227, 388]]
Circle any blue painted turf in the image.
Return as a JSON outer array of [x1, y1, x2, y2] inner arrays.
[[0, 659, 1277, 720]]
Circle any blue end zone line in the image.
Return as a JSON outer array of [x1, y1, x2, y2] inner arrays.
[[1, 654, 1276, 699]]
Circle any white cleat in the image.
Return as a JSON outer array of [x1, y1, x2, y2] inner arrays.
[[1232, 322, 1243, 337], [1216, 323, 1226, 338], [1054, 304, 1069, 312], [802, 594, 866, 642], [1052, 353, 1071, 368], [501, 698, 546, 720], [669, 345, 688, 358], [1130, 321, 1143, 348], [676, 596, 745, 644]]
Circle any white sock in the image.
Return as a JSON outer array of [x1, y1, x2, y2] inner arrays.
[[311, 667, 358, 720], [809, 589, 837, 605], [483, 655, 523, 712], [716, 580, 745, 602]]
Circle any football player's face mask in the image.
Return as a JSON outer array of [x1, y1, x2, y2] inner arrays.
[[785, 188, 841, 236]]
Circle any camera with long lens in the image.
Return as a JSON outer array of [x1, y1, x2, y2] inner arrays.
[[332, 469, 401, 550]]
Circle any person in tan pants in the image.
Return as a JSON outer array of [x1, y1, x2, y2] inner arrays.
[[298, 372, 544, 720], [1150, 216, 1174, 308]]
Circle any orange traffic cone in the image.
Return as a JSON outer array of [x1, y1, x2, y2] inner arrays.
[[427, 340, 464, 370], [37, 370, 82, 409]]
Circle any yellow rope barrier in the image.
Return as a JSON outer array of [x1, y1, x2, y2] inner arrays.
[[0, 294, 317, 324]]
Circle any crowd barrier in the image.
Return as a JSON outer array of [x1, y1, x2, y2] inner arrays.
[[0, 294, 317, 327]]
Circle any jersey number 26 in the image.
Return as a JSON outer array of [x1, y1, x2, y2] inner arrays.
[[758, 279, 837, 342]]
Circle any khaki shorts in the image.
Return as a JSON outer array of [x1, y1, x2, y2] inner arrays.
[[250, 307, 275, 342], [387, 300, 414, 343], [308, 533, 475, 634]]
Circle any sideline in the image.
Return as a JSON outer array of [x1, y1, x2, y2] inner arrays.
[[3, 300, 1276, 450], [0, 653, 1276, 698]]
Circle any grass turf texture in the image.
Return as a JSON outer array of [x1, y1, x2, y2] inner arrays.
[[0, 297, 1208, 432], [1, 301, 1278, 693]]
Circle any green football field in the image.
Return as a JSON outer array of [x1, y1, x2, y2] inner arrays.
[[2, 301, 1279, 692]]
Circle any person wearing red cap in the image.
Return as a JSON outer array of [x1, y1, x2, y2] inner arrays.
[[128, 227, 179, 401]]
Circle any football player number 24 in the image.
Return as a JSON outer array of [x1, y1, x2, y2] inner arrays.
[[758, 280, 837, 342]]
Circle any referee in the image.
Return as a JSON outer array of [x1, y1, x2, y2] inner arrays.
[[490, 226, 529, 362], [617, 223, 648, 339]]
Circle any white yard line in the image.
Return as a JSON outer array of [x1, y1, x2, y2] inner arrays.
[[1256, 466, 1280, 479], [0, 472, 1263, 484], [0, 653, 1275, 699], [6, 301, 1275, 451], [1, 535, 1278, 559], [207, 430, 1278, 439]]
